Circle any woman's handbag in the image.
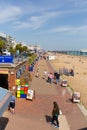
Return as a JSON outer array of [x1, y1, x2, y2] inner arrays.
[[59, 109, 62, 115]]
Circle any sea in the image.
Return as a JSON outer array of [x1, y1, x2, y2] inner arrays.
[[55, 50, 87, 56]]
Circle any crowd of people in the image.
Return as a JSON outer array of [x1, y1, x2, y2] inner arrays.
[[36, 67, 61, 85], [47, 71, 60, 85]]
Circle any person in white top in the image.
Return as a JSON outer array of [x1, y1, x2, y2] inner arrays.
[[44, 70, 47, 79]]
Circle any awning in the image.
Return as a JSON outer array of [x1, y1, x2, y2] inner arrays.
[[0, 87, 12, 117]]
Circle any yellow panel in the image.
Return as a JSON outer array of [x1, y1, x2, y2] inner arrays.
[[17, 94, 20, 98], [15, 79, 20, 85], [17, 91, 20, 94]]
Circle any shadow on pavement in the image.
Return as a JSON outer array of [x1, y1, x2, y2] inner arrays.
[[45, 115, 52, 123], [0, 117, 9, 130], [65, 98, 73, 103], [78, 128, 87, 130]]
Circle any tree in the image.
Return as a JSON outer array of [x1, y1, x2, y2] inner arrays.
[[22, 46, 28, 52], [0, 40, 5, 52], [9, 46, 16, 55], [28, 53, 37, 65], [15, 44, 22, 53]]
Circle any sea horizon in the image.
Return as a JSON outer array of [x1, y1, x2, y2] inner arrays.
[[51, 50, 87, 56]]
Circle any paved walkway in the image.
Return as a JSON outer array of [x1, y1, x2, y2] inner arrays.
[[1, 58, 87, 130]]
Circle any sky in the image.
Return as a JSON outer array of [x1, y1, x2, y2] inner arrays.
[[0, 0, 87, 51]]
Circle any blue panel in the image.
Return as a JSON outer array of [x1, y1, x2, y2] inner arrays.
[[29, 66, 33, 71], [0, 56, 4, 62], [0, 56, 13, 63], [20, 94, 27, 98], [4, 56, 13, 63]]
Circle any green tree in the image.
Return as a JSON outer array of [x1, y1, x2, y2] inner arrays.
[[22, 46, 28, 52], [9, 46, 16, 55], [15, 43, 22, 53], [28, 53, 37, 65], [0, 40, 5, 52]]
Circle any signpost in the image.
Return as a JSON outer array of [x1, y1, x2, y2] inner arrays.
[[26, 89, 35, 100]]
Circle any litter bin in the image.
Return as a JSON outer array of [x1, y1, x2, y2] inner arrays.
[[61, 79, 67, 87], [72, 92, 80, 103]]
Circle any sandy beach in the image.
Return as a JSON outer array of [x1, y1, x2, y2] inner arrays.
[[49, 53, 87, 109]]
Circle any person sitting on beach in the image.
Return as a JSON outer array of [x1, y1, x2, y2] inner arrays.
[[69, 69, 74, 76]]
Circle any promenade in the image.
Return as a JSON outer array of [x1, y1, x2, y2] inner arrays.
[[1, 58, 87, 130]]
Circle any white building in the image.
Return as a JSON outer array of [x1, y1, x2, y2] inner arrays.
[[48, 55, 56, 60], [28, 44, 41, 53], [0, 32, 7, 38], [80, 49, 87, 52]]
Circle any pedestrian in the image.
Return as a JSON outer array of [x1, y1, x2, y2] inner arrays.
[[51, 101, 60, 128], [8, 92, 16, 114], [49, 73, 54, 84], [55, 73, 60, 85], [37, 68, 39, 72], [44, 70, 47, 79], [36, 68, 39, 78], [36, 71, 39, 78], [47, 72, 50, 82]]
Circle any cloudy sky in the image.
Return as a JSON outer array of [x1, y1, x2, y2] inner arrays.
[[0, 0, 87, 51]]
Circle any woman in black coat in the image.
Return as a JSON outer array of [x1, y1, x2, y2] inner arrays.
[[51, 101, 60, 128]]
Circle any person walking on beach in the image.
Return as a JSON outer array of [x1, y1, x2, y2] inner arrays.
[[51, 101, 60, 128]]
